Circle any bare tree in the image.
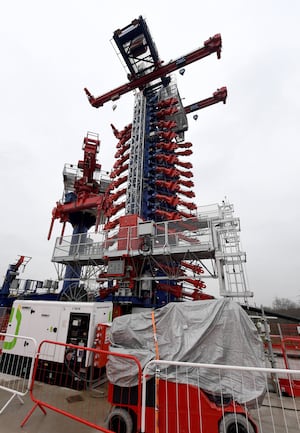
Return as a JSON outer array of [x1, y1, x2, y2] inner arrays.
[[272, 296, 299, 310]]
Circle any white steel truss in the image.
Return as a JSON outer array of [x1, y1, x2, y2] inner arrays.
[[125, 92, 146, 215]]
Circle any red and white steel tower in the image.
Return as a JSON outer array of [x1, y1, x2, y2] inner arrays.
[[49, 16, 252, 309]]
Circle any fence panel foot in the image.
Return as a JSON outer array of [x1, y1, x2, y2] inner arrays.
[[0, 392, 24, 415], [20, 402, 47, 427]]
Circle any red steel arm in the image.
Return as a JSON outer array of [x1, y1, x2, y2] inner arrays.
[[84, 34, 222, 108], [184, 87, 227, 114]]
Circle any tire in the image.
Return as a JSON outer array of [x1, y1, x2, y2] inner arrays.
[[106, 407, 133, 433], [219, 413, 256, 433]]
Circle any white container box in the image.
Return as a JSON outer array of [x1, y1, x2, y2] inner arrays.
[[4, 300, 112, 365]]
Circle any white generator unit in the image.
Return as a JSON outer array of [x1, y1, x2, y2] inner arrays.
[[3, 300, 112, 366]]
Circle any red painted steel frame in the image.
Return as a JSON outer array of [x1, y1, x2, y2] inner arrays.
[[48, 194, 104, 239], [84, 34, 222, 108], [184, 87, 228, 113]]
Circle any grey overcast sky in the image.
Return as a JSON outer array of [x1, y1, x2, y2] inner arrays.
[[1, 1, 299, 307]]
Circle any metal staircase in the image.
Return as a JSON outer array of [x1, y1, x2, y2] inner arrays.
[[214, 201, 253, 299]]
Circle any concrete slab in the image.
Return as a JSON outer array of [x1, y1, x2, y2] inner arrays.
[[1, 381, 300, 433], [0, 383, 110, 433]]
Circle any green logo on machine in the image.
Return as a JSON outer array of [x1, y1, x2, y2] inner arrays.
[[3, 306, 22, 350]]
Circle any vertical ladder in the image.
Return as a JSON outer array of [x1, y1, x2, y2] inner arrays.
[[215, 202, 253, 299]]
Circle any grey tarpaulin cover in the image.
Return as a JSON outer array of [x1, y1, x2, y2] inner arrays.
[[107, 298, 266, 405]]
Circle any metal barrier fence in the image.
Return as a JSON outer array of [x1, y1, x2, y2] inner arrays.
[[142, 360, 300, 433], [21, 339, 142, 432], [0, 332, 37, 414], [2, 337, 299, 433], [51, 216, 214, 263]]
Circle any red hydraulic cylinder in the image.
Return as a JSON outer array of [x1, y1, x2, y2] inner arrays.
[[176, 149, 193, 157], [178, 189, 195, 198], [156, 142, 179, 151], [115, 143, 130, 158], [178, 179, 194, 188], [181, 261, 204, 274], [155, 120, 177, 129], [110, 163, 129, 178], [156, 97, 178, 108]]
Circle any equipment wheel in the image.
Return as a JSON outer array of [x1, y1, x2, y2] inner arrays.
[[106, 407, 133, 433], [219, 413, 256, 433]]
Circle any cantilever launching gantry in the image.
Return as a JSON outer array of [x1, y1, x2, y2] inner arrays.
[[50, 16, 252, 308], [84, 30, 224, 107]]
